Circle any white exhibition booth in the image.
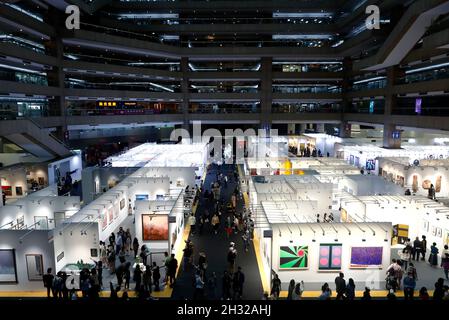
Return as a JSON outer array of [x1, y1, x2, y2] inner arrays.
[[378, 157, 449, 198], [255, 219, 392, 290], [105, 143, 208, 178], [335, 144, 449, 171], [338, 194, 449, 251]]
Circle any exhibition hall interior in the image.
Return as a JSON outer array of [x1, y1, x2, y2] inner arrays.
[[1, 0, 449, 303]]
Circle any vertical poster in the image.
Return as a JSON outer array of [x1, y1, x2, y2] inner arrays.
[[279, 246, 308, 270], [319, 244, 342, 270]]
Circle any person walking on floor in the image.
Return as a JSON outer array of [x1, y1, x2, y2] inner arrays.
[[168, 253, 178, 288], [222, 270, 232, 300], [403, 272, 416, 300], [287, 279, 295, 300], [133, 264, 142, 292], [242, 230, 250, 253], [227, 244, 237, 274], [211, 213, 220, 235], [335, 272, 346, 300], [232, 266, 245, 300], [132, 237, 139, 258], [183, 240, 194, 271], [271, 274, 281, 299], [413, 237, 422, 261], [429, 242, 439, 267], [193, 271, 205, 300], [152, 263, 161, 291], [400, 246, 411, 270], [442, 246, 449, 280], [421, 235, 428, 261], [142, 265, 152, 295], [407, 262, 418, 281], [188, 214, 197, 235], [207, 272, 218, 300], [43, 268, 55, 298]]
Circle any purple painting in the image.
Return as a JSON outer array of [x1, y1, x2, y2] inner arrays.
[[350, 247, 383, 268]]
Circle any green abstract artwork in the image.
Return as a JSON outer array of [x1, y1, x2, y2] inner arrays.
[[279, 246, 308, 269]]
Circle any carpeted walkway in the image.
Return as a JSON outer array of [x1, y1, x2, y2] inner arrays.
[[171, 164, 263, 300]]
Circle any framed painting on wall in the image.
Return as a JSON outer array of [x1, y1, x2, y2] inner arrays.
[[0, 249, 18, 283], [350, 247, 383, 269], [279, 246, 308, 270], [38, 177, 45, 186], [15, 186, 23, 196], [437, 228, 443, 238], [25, 254, 43, 281], [142, 214, 169, 241], [90, 249, 98, 257], [120, 198, 125, 210], [1, 186, 12, 196], [101, 210, 108, 231], [108, 207, 114, 225], [318, 244, 342, 271]]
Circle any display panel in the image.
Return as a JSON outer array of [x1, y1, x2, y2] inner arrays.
[[25, 254, 43, 281], [142, 214, 169, 241], [279, 246, 308, 270], [136, 194, 149, 201], [318, 244, 342, 270], [350, 247, 383, 269], [0, 249, 18, 283]]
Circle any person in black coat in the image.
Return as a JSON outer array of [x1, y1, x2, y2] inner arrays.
[[222, 270, 232, 300], [167, 254, 178, 287], [433, 278, 445, 300], [152, 263, 161, 291], [232, 267, 245, 300], [335, 272, 347, 300], [42, 268, 54, 298]]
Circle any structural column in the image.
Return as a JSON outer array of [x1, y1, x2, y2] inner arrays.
[[339, 121, 351, 138], [383, 66, 402, 149], [180, 57, 190, 131], [260, 57, 273, 132], [315, 123, 325, 133]]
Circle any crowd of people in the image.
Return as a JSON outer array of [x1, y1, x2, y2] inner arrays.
[[182, 165, 254, 300]]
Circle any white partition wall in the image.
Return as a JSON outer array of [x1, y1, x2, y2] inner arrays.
[[0, 230, 55, 291], [270, 222, 392, 290], [52, 222, 99, 273]]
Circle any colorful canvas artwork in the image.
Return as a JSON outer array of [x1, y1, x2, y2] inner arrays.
[[350, 247, 383, 268], [436, 176, 442, 193], [319, 244, 342, 270], [142, 215, 169, 241], [279, 246, 308, 269]]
